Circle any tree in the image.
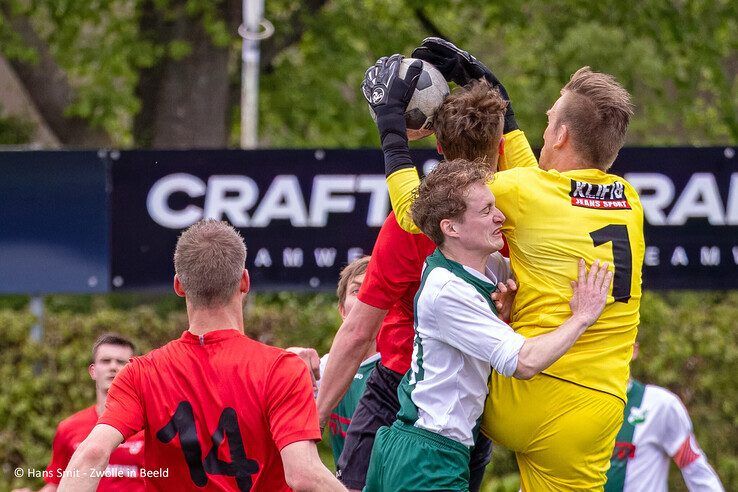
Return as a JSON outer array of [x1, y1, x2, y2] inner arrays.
[[0, 0, 736, 148]]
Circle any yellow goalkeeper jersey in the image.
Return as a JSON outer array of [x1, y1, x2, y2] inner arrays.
[[388, 134, 644, 402]]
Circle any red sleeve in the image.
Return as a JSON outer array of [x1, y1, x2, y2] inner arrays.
[[44, 425, 71, 484], [98, 361, 145, 439], [358, 213, 424, 309], [265, 352, 322, 450]]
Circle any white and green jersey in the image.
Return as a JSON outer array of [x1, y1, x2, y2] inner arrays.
[[397, 248, 526, 447], [606, 381, 724, 492]]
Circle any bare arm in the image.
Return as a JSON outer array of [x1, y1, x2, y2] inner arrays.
[[57, 425, 123, 492], [514, 260, 612, 379], [11, 485, 57, 492], [280, 440, 347, 492], [316, 300, 387, 428]]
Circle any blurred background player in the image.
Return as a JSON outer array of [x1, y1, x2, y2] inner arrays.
[[364, 157, 613, 491], [317, 76, 535, 491], [12, 333, 144, 492], [379, 37, 645, 491], [605, 342, 724, 491], [316, 256, 380, 465], [57, 220, 345, 492]]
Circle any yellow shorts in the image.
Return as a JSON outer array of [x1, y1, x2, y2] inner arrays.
[[482, 372, 624, 491]]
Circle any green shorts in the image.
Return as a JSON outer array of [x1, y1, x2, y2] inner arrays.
[[364, 420, 471, 492]]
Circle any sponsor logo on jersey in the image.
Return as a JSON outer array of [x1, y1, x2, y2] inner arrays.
[[627, 406, 648, 425], [569, 180, 631, 210]]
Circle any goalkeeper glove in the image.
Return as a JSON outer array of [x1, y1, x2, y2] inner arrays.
[[412, 37, 518, 133], [361, 54, 422, 175]]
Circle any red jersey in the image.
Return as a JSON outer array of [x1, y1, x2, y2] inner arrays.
[[358, 212, 435, 374], [45, 405, 144, 490], [99, 329, 321, 491]]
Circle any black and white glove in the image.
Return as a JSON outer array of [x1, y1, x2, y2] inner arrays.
[[361, 54, 423, 175], [412, 37, 518, 133]]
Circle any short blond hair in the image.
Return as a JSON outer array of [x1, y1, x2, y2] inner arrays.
[[174, 220, 247, 308], [336, 256, 370, 308], [559, 67, 634, 170], [411, 158, 493, 246]]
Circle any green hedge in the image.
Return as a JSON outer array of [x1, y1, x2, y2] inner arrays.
[[1, 291, 736, 490]]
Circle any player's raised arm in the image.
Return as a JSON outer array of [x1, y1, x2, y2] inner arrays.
[[57, 425, 123, 492]]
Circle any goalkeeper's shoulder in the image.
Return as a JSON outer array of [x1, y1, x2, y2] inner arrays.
[[386, 167, 422, 234], [499, 129, 538, 171]]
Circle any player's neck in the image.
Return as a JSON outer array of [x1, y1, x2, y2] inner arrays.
[[439, 244, 488, 276], [95, 391, 106, 417], [186, 297, 245, 335], [547, 148, 591, 173]]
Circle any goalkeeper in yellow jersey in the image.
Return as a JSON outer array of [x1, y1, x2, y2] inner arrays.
[[362, 38, 645, 491]]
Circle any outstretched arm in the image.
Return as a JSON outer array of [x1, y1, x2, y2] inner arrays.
[[316, 300, 387, 428], [514, 260, 612, 379], [386, 38, 538, 233], [57, 425, 123, 492]]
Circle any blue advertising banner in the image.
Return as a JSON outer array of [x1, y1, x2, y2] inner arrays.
[[109, 147, 738, 291], [1, 147, 735, 293], [0, 151, 109, 294], [109, 149, 441, 291]]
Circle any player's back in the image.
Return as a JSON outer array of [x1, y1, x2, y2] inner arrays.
[[491, 166, 645, 400], [113, 329, 318, 491]]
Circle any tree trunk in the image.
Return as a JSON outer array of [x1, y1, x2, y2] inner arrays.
[[1, 8, 111, 147]]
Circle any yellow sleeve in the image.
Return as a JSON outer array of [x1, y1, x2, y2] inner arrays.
[[489, 168, 522, 233], [498, 129, 538, 171], [386, 167, 423, 234]]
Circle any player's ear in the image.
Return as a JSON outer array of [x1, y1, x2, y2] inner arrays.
[[88, 363, 96, 380], [338, 303, 347, 320], [553, 124, 568, 150], [240, 269, 250, 294], [440, 218, 458, 238], [498, 136, 505, 156], [436, 140, 444, 157], [173, 274, 186, 297]]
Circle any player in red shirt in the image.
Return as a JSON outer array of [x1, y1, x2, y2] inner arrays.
[[13, 333, 144, 492], [58, 220, 345, 492], [316, 79, 534, 491]]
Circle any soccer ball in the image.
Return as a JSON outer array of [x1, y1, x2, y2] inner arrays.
[[369, 58, 450, 141]]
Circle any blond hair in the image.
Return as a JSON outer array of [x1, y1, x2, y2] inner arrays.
[[559, 67, 634, 170], [434, 81, 507, 167], [336, 256, 371, 308], [174, 220, 247, 308], [411, 158, 493, 246]]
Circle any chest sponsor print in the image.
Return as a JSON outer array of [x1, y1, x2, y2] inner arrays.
[[570, 180, 631, 210]]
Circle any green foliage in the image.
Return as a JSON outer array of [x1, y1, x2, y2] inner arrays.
[[3, 0, 735, 147], [0, 108, 34, 145], [1, 291, 736, 490]]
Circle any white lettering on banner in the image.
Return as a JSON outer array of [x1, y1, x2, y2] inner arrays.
[[147, 173, 390, 228], [147, 173, 206, 228], [254, 248, 272, 267], [644, 246, 660, 267], [314, 248, 337, 267], [668, 173, 725, 225], [347, 247, 364, 263], [283, 248, 303, 267], [309, 176, 356, 227], [671, 247, 689, 266], [700, 246, 720, 266], [356, 175, 390, 227], [203, 175, 258, 225], [251, 175, 308, 227], [733, 247, 738, 264], [626, 172, 738, 225]]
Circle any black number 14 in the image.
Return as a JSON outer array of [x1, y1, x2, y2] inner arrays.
[[590, 224, 632, 303], [157, 401, 259, 491]]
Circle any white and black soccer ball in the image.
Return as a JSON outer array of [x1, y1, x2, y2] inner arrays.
[[369, 58, 450, 141]]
